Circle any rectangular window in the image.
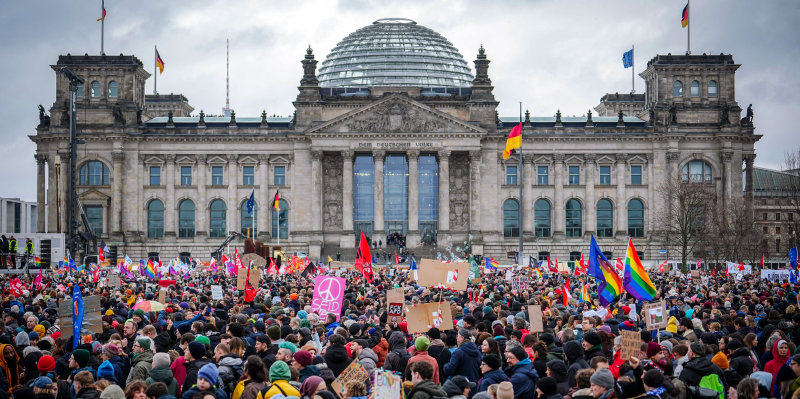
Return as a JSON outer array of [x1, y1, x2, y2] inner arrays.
[[211, 166, 223, 185], [776, 227, 781, 235], [599, 166, 611, 185], [537, 166, 549, 185], [274, 166, 286, 186], [763, 226, 768, 234], [763, 213, 768, 221], [776, 239, 781, 253], [790, 213, 794, 221], [631, 165, 642, 185], [149, 166, 160, 186], [568, 166, 580, 185], [85, 206, 103, 236], [506, 166, 518, 185], [243, 166, 254, 185], [180, 166, 192, 185], [776, 212, 781, 221], [14, 203, 20, 233]]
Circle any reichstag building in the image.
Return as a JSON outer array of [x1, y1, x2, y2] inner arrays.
[[31, 18, 759, 262]]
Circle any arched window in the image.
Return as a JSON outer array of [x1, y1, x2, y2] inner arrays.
[[503, 199, 520, 238], [79, 161, 109, 185], [673, 80, 683, 97], [178, 200, 195, 238], [596, 199, 614, 237], [566, 199, 582, 237], [534, 199, 551, 237], [628, 199, 645, 237], [708, 80, 718, 97], [76, 81, 84, 97], [209, 199, 226, 238], [690, 80, 700, 97], [682, 160, 713, 183], [108, 81, 118, 98], [241, 200, 257, 236], [91, 81, 101, 97], [272, 199, 288, 239], [147, 200, 164, 238]]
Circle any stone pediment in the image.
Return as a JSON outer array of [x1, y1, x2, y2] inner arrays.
[[237, 155, 259, 165], [307, 94, 486, 134], [80, 188, 110, 201], [207, 155, 228, 165], [143, 155, 164, 165]]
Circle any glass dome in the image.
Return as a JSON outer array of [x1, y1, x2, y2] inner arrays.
[[317, 18, 474, 88]]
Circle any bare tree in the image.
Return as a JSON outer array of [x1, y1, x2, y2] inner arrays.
[[705, 197, 765, 265], [657, 178, 716, 272], [782, 149, 800, 253]]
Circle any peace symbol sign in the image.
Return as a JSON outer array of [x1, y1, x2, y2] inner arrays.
[[317, 277, 341, 302]]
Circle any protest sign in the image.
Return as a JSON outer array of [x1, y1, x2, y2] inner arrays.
[[386, 288, 404, 318], [371, 370, 402, 399], [158, 289, 167, 304], [528, 305, 544, 333], [310, 275, 346, 321], [761, 269, 792, 282], [406, 302, 454, 334], [511, 276, 529, 290], [417, 259, 469, 291], [59, 296, 103, 341], [620, 329, 640, 360], [642, 301, 667, 330], [328, 261, 353, 270], [331, 360, 368, 399], [237, 267, 261, 290], [726, 262, 752, 275], [240, 253, 267, 269], [690, 270, 701, 284], [211, 285, 223, 300], [107, 272, 120, 287]]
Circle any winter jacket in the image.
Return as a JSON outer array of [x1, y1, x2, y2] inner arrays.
[[182, 358, 212, 394], [232, 379, 267, 399], [407, 380, 447, 399], [324, 344, 352, 378], [569, 387, 593, 399], [146, 365, 179, 397], [384, 332, 411, 375], [181, 385, 227, 399], [540, 393, 565, 399], [106, 355, 128, 387], [218, 354, 244, 394], [476, 369, 508, 393], [372, 338, 389, 367], [127, 350, 154, 383], [443, 379, 469, 398], [75, 388, 100, 399], [679, 356, 726, 391], [357, 348, 379, 377], [506, 359, 539, 399], [298, 365, 319, 383], [443, 342, 482, 383], [170, 356, 188, 395], [546, 359, 570, 396], [563, 341, 590, 387], [405, 351, 440, 384], [583, 345, 606, 363], [259, 380, 300, 399], [729, 347, 755, 378]]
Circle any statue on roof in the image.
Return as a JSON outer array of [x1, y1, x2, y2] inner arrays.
[[37, 105, 50, 128]]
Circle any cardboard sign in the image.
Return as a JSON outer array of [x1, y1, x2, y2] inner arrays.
[[158, 289, 167, 304], [386, 288, 404, 317], [310, 275, 346, 322], [528, 305, 544, 333], [240, 253, 267, 269], [643, 301, 667, 330], [690, 270, 701, 284], [406, 302, 454, 334], [620, 329, 640, 360], [237, 268, 262, 290], [417, 259, 470, 291], [331, 360, 368, 399], [511, 276, 529, 290], [371, 370, 402, 399], [211, 285, 223, 300], [58, 296, 103, 341], [107, 272, 120, 287], [328, 261, 353, 269]]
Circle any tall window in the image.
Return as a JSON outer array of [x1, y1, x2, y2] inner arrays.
[[568, 166, 580, 185], [147, 200, 164, 238], [91, 81, 101, 97], [108, 81, 118, 98], [272, 199, 288, 239], [631, 165, 642, 185], [534, 199, 551, 237], [243, 166, 254, 185], [628, 199, 644, 237], [566, 199, 582, 237], [274, 166, 286, 186], [85, 206, 103, 236], [241, 200, 257, 236], [708, 80, 718, 97], [418, 154, 438, 244], [503, 199, 520, 238], [596, 199, 614, 237], [506, 166, 518, 185], [149, 166, 161, 186], [209, 199, 226, 238], [76, 82, 84, 97], [79, 161, 109, 185], [353, 155, 374, 240], [178, 200, 195, 238], [690, 80, 700, 97], [180, 166, 192, 185], [384, 155, 409, 236], [776, 239, 781, 253], [681, 160, 712, 183], [599, 166, 611, 185], [211, 166, 223, 185], [537, 166, 549, 185], [673, 80, 683, 97]]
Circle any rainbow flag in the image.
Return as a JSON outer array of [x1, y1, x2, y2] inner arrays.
[[34, 256, 42, 268], [485, 258, 499, 271], [623, 239, 657, 301], [596, 257, 622, 306], [144, 259, 157, 279], [579, 282, 590, 303]]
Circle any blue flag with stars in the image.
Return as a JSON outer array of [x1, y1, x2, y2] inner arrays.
[[246, 189, 256, 215], [622, 49, 633, 68]]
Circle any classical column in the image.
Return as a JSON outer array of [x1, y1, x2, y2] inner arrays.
[[341, 150, 354, 248], [522, 157, 534, 238], [258, 154, 270, 240], [35, 154, 46, 233], [122, 150, 139, 238], [111, 151, 124, 235], [584, 155, 596, 237], [469, 151, 482, 234], [615, 154, 627, 237], [745, 154, 755, 203], [437, 150, 450, 239], [58, 149, 71, 234], [194, 155, 206, 237], [226, 154, 238, 236], [47, 152, 57, 233], [406, 150, 420, 247], [721, 151, 733, 209], [553, 154, 565, 237], [666, 152, 680, 181], [135, 154, 143, 237], [646, 154, 655, 235], [373, 150, 385, 239], [311, 150, 323, 233]]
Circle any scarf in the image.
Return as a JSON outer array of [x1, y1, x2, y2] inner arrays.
[[646, 387, 666, 398]]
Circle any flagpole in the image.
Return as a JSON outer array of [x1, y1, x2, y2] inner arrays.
[[100, 0, 105, 55], [154, 46, 158, 95], [687, 0, 691, 55], [518, 102, 523, 265], [630, 45, 635, 94]]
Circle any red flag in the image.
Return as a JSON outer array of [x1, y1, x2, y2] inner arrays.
[[658, 260, 666, 273], [33, 267, 42, 289], [759, 255, 764, 268], [92, 267, 100, 283], [395, 252, 401, 265], [579, 254, 586, 272], [547, 256, 557, 273], [267, 258, 279, 275], [98, 246, 104, 263], [562, 279, 572, 307], [233, 247, 243, 276], [244, 260, 257, 301], [615, 258, 624, 271], [355, 232, 374, 283], [711, 266, 715, 277], [738, 261, 745, 272]]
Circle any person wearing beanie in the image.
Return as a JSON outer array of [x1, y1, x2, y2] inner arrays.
[[546, 359, 570, 395], [504, 343, 538, 399], [68, 348, 92, 379], [477, 354, 507, 394], [37, 355, 55, 374], [98, 384, 124, 399], [349, 339, 378, 379], [146, 352, 178, 397], [442, 375, 477, 398], [536, 376, 562, 399], [678, 342, 725, 397], [299, 375, 325, 398], [642, 369, 668, 399], [589, 368, 616, 399], [495, 381, 514, 399], [711, 351, 729, 370], [181, 363, 226, 399], [291, 350, 319, 383], [583, 332, 604, 362], [443, 328, 482, 387], [266, 325, 282, 344], [262, 361, 299, 399], [99, 344, 125, 387], [182, 341, 213, 394], [405, 336, 440, 384], [96, 360, 117, 384], [728, 339, 755, 378], [131, 309, 146, 329]]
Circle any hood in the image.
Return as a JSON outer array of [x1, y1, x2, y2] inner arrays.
[[546, 359, 568, 382], [387, 331, 406, 351], [512, 360, 539, 379], [149, 366, 174, 382], [729, 347, 752, 359], [459, 341, 481, 358], [771, 339, 790, 364], [442, 379, 464, 396], [132, 350, 154, 365], [412, 380, 447, 397], [219, 355, 243, 367], [325, 345, 350, 362], [685, 356, 714, 375], [358, 348, 378, 363], [563, 341, 585, 363]]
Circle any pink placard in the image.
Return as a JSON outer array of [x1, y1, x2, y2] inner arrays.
[[310, 275, 346, 321]]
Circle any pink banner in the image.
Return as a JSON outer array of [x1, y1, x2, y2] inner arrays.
[[310, 275, 346, 322]]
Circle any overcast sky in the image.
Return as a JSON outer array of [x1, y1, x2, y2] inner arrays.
[[2, 0, 798, 202]]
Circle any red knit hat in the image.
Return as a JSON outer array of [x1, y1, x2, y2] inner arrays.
[[38, 355, 56, 372]]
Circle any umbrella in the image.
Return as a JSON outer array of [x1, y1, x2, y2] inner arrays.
[[133, 300, 165, 312]]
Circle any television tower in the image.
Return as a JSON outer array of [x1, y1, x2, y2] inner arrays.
[[222, 38, 232, 117]]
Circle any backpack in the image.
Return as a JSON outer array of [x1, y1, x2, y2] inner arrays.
[[687, 374, 724, 399], [385, 348, 411, 375]]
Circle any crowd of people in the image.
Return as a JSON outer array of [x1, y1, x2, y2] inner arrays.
[[0, 261, 796, 399]]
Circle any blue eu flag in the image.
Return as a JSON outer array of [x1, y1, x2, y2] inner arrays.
[[790, 247, 798, 270], [246, 189, 255, 215], [622, 49, 633, 68], [72, 285, 84, 350]]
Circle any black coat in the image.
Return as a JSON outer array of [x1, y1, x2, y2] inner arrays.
[[182, 358, 212, 394], [729, 347, 754, 377], [679, 356, 726, 390], [323, 344, 352, 378]]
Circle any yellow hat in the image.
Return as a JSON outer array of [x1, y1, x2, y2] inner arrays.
[[33, 324, 46, 338]]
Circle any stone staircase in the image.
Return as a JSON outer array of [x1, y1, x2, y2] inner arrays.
[[321, 242, 452, 263]]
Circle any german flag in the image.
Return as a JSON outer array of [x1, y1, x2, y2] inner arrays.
[[97, 3, 106, 22], [502, 123, 523, 159], [155, 49, 165, 74], [681, 3, 689, 28], [273, 190, 280, 212]]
